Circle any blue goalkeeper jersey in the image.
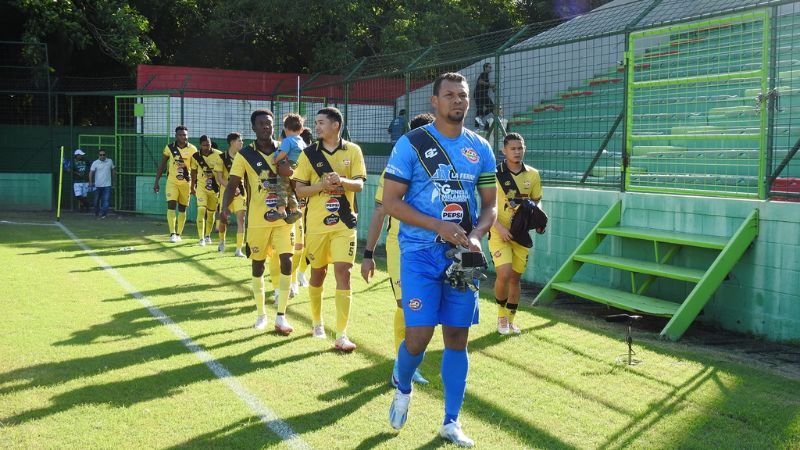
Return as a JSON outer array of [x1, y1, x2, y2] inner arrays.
[[384, 123, 496, 253]]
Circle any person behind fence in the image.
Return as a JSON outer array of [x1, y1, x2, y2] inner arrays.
[[270, 113, 305, 224], [382, 72, 497, 447], [388, 109, 407, 144], [473, 63, 495, 130], [71, 149, 91, 213], [293, 107, 367, 352], [489, 132, 544, 335], [217, 132, 247, 257], [362, 113, 436, 388], [190, 135, 224, 247], [154, 125, 198, 243], [220, 109, 296, 335], [89, 149, 116, 219]]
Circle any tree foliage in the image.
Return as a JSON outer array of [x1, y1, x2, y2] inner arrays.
[[8, 0, 591, 76]]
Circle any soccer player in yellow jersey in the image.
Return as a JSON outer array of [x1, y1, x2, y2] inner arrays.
[[488, 132, 544, 335], [362, 113, 434, 385], [216, 132, 247, 257], [293, 107, 366, 352], [220, 109, 296, 335], [190, 135, 224, 246], [154, 125, 198, 242]]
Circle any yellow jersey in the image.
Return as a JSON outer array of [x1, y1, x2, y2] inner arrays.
[[162, 142, 198, 184], [374, 170, 399, 242], [190, 149, 223, 193], [220, 149, 247, 200], [495, 161, 542, 229], [230, 141, 285, 228], [293, 139, 367, 235]]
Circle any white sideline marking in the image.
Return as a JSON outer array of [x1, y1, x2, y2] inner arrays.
[[0, 220, 59, 227], [56, 222, 311, 450]]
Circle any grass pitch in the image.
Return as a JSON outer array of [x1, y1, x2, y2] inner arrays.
[[1, 212, 799, 449]]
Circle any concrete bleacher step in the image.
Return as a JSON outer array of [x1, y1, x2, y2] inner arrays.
[[573, 254, 706, 283], [629, 173, 758, 188], [550, 281, 680, 317], [631, 145, 687, 156]]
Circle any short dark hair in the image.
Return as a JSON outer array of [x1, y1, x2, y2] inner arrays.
[[398, 109, 406, 116], [433, 72, 467, 96], [483, 63, 491, 70], [250, 108, 275, 126], [410, 113, 435, 130], [283, 113, 304, 132], [226, 132, 241, 144], [199, 135, 210, 143], [175, 125, 188, 133], [300, 127, 313, 145], [317, 107, 343, 127], [503, 132, 525, 147]]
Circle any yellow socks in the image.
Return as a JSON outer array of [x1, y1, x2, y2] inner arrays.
[[269, 256, 281, 291], [219, 228, 227, 243], [309, 285, 323, 326], [177, 210, 187, 235], [197, 206, 207, 239], [496, 298, 508, 318], [393, 306, 405, 354], [335, 289, 352, 338], [507, 302, 519, 324], [277, 274, 291, 314], [252, 276, 266, 316], [236, 232, 244, 249], [205, 208, 215, 236], [290, 251, 302, 284], [167, 209, 177, 234]]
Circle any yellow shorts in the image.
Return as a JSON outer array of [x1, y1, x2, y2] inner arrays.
[[386, 235, 401, 301], [166, 181, 191, 206], [488, 233, 531, 274], [305, 229, 356, 269], [196, 189, 219, 211], [220, 187, 247, 213], [247, 224, 295, 261], [295, 217, 305, 249]]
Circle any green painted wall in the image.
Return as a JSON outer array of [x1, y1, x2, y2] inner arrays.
[[0, 173, 52, 210]]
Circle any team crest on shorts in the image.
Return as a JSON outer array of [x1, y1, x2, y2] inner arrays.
[[307, 253, 315, 261], [462, 148, 479, 163], [408, 298, 422, 311], [494, 250, 502, 258], [251, 246, 260, 254]]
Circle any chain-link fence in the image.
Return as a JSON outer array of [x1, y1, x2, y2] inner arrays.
[[3, 0, 800, 215]]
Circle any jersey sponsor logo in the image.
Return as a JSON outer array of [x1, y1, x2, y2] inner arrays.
[[462, 148, 479, 163], [424, 148, 438, 158], [265, 193, 279, 208], [441, 203, 464, 222], [408, 298, 422, 311], [431, 164, 476, 182], [324, 214, 340, 226], [431, 182, 469, 203], [315, 162, 324, 168], [325, 198, 341, 212]]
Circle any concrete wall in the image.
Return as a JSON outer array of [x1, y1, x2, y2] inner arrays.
[[356, 179, 800, 342]]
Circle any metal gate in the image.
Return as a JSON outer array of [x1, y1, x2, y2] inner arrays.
[[625, 10, 770, 198], [114, 95, 171, 212]]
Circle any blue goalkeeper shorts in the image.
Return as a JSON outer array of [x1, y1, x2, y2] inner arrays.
[[400, 245, 480, 328]]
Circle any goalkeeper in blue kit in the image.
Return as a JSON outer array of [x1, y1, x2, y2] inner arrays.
[[382, 72, 497, 447]]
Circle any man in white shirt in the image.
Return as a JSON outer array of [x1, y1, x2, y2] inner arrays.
[[89, 150, 116, 218]]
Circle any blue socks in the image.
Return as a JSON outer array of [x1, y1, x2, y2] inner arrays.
[[442, 347, 469, 425], [396, 341, 424, 394]]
